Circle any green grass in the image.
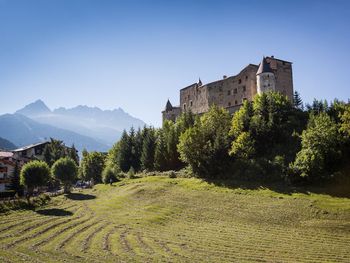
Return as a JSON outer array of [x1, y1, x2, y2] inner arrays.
[[0, 175, 349, 262]]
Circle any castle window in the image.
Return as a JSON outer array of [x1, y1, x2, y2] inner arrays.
[[183, 103, 186, 110], [228, 102, 231, 107], [227, 90, 231, 95], [238, 79, 242, 84], [234, 88, 237, 94], [245, 76, 248, 80], [235, 100, 238, 105], [190, 100, 193, 107], [242, 86, 246, 92]]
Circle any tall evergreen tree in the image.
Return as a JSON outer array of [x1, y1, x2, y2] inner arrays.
[[7, 162, 23, 196], [141, 129, 156, 171], [293, 91, 303, 110], [154, 131, 168, 171], [69, 144, 79, 165], [117, 130, 133, 172]]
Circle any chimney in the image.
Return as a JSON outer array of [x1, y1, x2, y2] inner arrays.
[[271, 55, 274, 58], [223, 75, 227, 79]]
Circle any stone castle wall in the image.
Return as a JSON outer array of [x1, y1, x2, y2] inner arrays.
[[163, 56, 293, 122]]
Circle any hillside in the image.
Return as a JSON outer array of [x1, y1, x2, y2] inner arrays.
[[16, 100, 145, 146], [0, 176, 349, 262], [0, 114, 109, 152], [0, 137, 16, 150]]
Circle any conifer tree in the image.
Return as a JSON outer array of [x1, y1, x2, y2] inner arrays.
[[69, 144, 79, 165], [117, 130, 133, 172], [7, 162, 23, 196], [141, 129, 156, 171], [293, 91, 303, 110], [154, 131, 168, 171]]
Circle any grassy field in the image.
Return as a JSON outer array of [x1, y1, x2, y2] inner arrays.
[[0, 175, 349, 262]]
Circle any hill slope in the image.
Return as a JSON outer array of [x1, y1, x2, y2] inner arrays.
[[0, 136, 17, 150], [0, 176, 349, 262], [0, 113, 109, 152]]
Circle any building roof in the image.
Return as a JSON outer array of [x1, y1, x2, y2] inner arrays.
[[257, 57, 273, 75], [0, 151, 14, 158], [13, 141, 50, 152], [165, 99, 173, 111]]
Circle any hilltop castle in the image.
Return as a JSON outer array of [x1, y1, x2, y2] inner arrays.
[[162, 56, 293, 122]]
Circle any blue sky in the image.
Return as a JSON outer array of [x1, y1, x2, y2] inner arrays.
[[0, 0, 349, 126]]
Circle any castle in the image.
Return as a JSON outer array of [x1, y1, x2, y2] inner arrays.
[[162, 56, 293, 122]]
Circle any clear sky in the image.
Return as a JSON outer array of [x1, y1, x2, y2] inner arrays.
[[0, 0, 349, 127]]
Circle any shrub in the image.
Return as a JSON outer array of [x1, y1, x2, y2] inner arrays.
[[51, 157, 78, 193], [20, 160, 51, 202], [102, 165, 118, 184]]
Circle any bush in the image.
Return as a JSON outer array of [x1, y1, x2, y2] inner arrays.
[[102, 165, 118, 184], [51, 157, 78, 193], [20, 160, 51, 202]]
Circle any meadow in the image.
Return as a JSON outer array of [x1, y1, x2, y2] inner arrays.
[[0, 175, 349, 262]]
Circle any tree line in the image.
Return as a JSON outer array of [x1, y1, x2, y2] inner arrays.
[[9, 91, 350, 200], [100, 91, 350, 185]]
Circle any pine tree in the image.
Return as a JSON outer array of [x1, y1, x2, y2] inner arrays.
[[7, 162, 23, 196], [69, 144, 79, 165], [154, 131, 168, 171], [293, 91, 303, 110], [117, 130, 133, 172], [141, 129, 156, 171], [43, 144, 52, 166]]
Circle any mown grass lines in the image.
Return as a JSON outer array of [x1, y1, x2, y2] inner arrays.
[[0, 176, 349, 262]]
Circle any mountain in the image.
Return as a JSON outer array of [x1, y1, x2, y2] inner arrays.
[[0, 114, 109, 152], [0, 137, 17, 150], [16, 99, 51, 117], [15, 101, 145, 146]]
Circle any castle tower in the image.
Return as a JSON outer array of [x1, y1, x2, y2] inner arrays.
[[256, 57, 275, 94]]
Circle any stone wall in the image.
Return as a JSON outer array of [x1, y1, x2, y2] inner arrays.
[[180, 83, 209, 114], [163, 57, 293, 123], [266, 57, 293, 102]]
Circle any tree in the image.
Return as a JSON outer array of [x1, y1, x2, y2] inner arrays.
[[117, 130, 133, 172], [51, 157, 78, 193], [80, 151, 106, 183], [7, 162, 23, 196], [340, 104, 350, 137], [293, 91, 303, 110], [178, 106, 232, 177], [154, 130, 168, 171], [102, 165, 117, 184], [43, 138, 68, 166], [141, 128, 156, 171], [68, 144, 79, 165], [291, 113, 341, 181], [20, 161, 51, 202]]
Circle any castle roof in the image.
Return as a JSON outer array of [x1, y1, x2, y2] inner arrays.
[[165, 99, 173, 111], [257, 57, 273, 75]]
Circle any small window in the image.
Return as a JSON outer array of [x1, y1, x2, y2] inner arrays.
[[242, 86, 246, 92], [245, 76, 248, 80], [228, 102, 231, 107], [238, 79, 242, 84], [227, 90, 231, 95], [190, 100, 193, 107], [187, 95, 190, 99], [234, 88, 237, 94], [183, 104, 186, 110], [235, 100, 238, 105]]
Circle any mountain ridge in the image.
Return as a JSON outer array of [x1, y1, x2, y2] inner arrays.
[[0, 113, 109, 152]]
